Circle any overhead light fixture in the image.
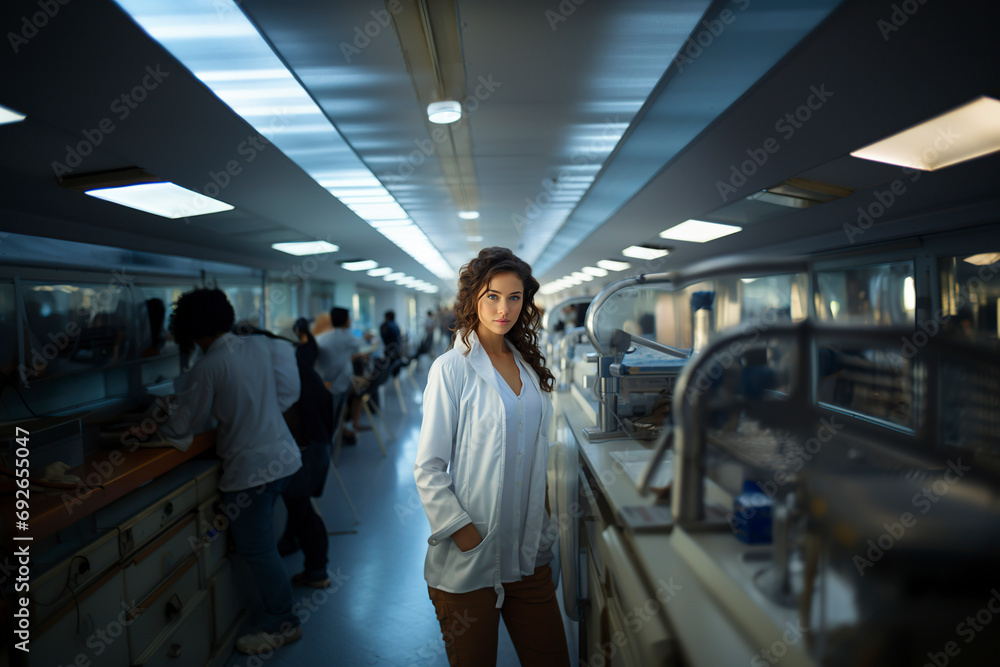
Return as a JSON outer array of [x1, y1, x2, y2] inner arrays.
[[272, 241, 340, 256], [659, 220, 742, 243], [571, 271, 594, 282], [427, 100, 462, 124], [367, 267, 393, 277], [582, 266, 609, 277], [963, 252, 1000, 266], [341, 259, 379, 272], [0, 103, 26, 125], [458, 210, 480, 220], [467, 235, 484, 242], [596, 259, 632, 272], [622, 245, 669, 260], [61, 167, 234, 219], [384, 272, 406, 282], [851, 96, 1000, 171]]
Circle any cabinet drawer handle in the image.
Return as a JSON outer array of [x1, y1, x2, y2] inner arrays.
[[165, 593, 183, 621]]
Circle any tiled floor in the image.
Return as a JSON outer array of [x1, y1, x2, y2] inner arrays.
[[223, 361, 562, 666]]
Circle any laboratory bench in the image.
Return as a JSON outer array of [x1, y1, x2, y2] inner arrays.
[[1, 417, 249, 667], [554, 385, 815, 667]]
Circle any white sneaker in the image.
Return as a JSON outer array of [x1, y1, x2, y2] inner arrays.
[[235, 626, 303, 655]]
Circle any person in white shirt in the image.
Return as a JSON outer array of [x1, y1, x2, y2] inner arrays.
[[315, 307, 372, 442], [414, 247, 570, 666], [148, 289, 304, 656]]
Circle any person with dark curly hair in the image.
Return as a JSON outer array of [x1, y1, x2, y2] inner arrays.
[[149, 288, 304, 655], [414, 247, 569, 666]]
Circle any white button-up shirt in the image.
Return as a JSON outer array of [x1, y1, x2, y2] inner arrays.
[[494, 357, 552, 581], [161, 333, 302, 492], [315, 327, 364, 395]]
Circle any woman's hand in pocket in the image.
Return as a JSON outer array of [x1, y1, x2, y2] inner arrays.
[[451, 523, 483, 552]]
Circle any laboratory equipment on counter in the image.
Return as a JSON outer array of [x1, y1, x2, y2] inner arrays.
[[640, 320, 1000, 666]]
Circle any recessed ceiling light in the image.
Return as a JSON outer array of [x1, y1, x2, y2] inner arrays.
[[582, 266, 608, 277], [659, 220, 741, 243], [596, 259, 632, 272], [341, 259, 378, 271], [368, 267, 393, 276], [851, 96, 1000, 171], [571, 271, 594, 281], [384, 272, 406, 282], [622, 245, 669, 260], [86, 182, 234, 219], [458, 210, 480, 220], [272, 241, 340, 256], [0, 103, 26, 125], [467, 235, 484, 242], [562, 275, 582, 286], [427, 100, 462, 124]]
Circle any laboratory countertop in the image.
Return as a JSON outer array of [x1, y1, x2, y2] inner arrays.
[[0, 429, 216, 550], [554, 386, 815, 667]]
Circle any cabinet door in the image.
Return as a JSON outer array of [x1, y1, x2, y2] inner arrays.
[[139, 593, 212, 667], [33, 568, 131, 667]]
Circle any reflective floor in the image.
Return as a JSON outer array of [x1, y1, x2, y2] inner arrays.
[[224, 361, 528, 666]]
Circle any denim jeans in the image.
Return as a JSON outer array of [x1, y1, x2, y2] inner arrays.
[[224, 475, 300, 633]]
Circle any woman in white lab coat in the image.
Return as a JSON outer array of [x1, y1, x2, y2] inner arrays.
[[415, 247, 569, 666]]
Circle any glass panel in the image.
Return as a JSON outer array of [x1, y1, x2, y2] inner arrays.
[[0, 282, 15, 378], [21, 281, 136, 380], [814, 262, 914, 325], [354, 289, 375, 332], [223, 283, 262, 327], [266, 280, 298, 337], [938, 253, 1000, 340], [816, 343, 915, 430]]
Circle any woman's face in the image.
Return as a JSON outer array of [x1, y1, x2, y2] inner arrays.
[[476, 272, 524, 338]]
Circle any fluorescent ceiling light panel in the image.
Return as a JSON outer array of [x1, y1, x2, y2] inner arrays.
[[384, 272, 405, 282], [341, 259, 378, 271], [851, 96, 1000, 171], [571, 271, 594, 282], [0, 103, 26, 125], [622, 245, 669, 260], [272, 241, 340, 255], [597, 259, 632, 272], [582, 266, 608, 277], [659, 220, 741, 243], [964, 253, 1000, 266], [85, 182, 233, 218], [458, 211, 480, 220], [114, 0, 454, 280], [427, 101, 462, 124], [367, 267, 393, 276]]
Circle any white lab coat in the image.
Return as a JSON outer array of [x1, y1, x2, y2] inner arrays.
[[414, 329, 556, 607]]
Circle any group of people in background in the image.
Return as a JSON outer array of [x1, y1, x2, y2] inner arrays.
[[136, 289, 449, 656]]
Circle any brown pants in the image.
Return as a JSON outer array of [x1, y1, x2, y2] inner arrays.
[[428, 564, 571, 667]]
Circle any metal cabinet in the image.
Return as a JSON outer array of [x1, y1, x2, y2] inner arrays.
[[124, 515, 200, 604], [32, 528, 121, 627], [33, 567, 131, 667], [138, 592, 212, 667], [128, 557, 202, 664]]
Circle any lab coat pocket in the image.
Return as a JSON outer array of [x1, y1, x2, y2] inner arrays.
[[455, 521, 494, 556]]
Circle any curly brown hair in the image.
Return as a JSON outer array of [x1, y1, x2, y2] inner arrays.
[[454, 247, 554, 392]]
